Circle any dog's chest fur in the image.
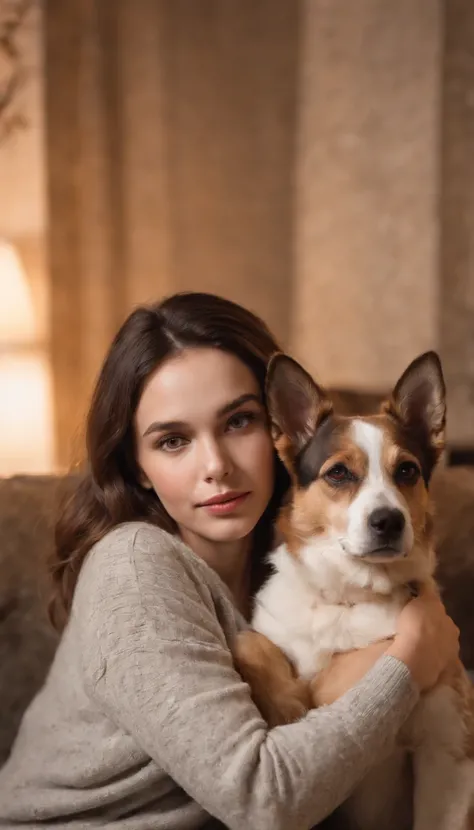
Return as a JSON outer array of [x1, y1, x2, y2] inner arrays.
[[253, 543, 411, 678]]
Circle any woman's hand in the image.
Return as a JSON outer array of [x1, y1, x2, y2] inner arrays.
[[387, 583, 460, 692]]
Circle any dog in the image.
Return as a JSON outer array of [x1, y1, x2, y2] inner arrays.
[[234, 351, 474, 830]]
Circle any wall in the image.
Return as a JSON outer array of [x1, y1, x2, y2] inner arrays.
[[39, 0, 474, 465]]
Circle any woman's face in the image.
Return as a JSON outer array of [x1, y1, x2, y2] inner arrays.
[[134, 348, 275, 551]]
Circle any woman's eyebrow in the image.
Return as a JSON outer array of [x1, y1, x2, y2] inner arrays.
[[217, 393, 262, 418], [143, 419, 186, 438], [142, 394, 262, 438]]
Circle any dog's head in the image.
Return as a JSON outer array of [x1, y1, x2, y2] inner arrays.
[[266, 351, 446, 591]]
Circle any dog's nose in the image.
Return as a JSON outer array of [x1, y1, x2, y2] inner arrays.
[[368, 507, 405, 543]]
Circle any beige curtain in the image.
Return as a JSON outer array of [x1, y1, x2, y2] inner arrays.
[[45, 0, 474, 468]]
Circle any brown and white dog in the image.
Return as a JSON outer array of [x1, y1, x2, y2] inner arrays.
[[235, 351, 474, 830]]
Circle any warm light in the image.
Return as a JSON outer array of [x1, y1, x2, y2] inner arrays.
[[0, 241, 37, 346], [0, 352, 54, 475], [0, 240, 54, 475]]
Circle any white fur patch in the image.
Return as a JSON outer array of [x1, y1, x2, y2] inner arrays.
[[253, 544, 403, 678], [343, 420, 414, 557]]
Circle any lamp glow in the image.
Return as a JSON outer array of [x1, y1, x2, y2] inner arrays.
[[0, 241, 54, 475]]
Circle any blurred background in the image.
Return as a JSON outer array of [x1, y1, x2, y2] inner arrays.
[[1, 0, 473, 475]]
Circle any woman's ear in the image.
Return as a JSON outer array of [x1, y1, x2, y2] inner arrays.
[[138, 470, 153, 490]]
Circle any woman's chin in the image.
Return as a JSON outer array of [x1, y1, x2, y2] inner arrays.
[[198, 516, 256, 544]]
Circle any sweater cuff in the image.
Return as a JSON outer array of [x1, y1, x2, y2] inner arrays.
[[310, 654, 419, 752], [342, 654, 419, 744]]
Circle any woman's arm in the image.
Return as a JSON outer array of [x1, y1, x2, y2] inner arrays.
[[78, 525, 418, 830], [311, 640, 393, 706]]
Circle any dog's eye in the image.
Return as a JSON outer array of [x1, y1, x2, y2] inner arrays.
[[324, 464, 353, 485], [394, 461, 420, 485]]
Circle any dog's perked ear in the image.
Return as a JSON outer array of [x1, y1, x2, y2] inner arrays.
[[382, 351, 446, 469], [265, 354, 332, 465]]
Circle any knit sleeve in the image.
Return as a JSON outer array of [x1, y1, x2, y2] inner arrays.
[[79, 524, 418, 830]]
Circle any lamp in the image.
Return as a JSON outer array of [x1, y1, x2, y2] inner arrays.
[[0, 240, 54, 475]]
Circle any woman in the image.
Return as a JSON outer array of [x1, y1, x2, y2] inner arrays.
[[0, 292, 458, 829]]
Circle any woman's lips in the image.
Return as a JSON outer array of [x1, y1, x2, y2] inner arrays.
[[197, 491, 251, 515]]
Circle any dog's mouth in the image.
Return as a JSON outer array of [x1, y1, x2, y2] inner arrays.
[[340, 540, 407, 563], [358, 545, 407, 563]]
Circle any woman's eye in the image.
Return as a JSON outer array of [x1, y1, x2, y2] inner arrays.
[[324, 463, 354, 485], [157, 435, 187, 452], [394, 461, 420, 485], [227, 411, 257, 431]]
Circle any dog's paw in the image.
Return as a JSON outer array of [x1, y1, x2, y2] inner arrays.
[[262, 693, 309, 727], [232, 630, 311, 727]]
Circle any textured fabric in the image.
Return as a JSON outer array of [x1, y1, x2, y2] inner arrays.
[[0, 523, 419, 829]]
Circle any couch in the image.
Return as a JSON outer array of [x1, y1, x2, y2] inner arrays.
[[1, 469, 474, 768]]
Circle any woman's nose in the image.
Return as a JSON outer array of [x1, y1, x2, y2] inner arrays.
[[202, 438, 233, 483]]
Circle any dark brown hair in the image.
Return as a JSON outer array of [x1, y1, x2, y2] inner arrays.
[[49, 292, 290, 630]]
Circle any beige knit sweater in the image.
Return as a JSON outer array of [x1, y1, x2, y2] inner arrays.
[[0, 523, 418, 829]]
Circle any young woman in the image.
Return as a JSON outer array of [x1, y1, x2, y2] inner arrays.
[[0, 293, 459, 829]]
